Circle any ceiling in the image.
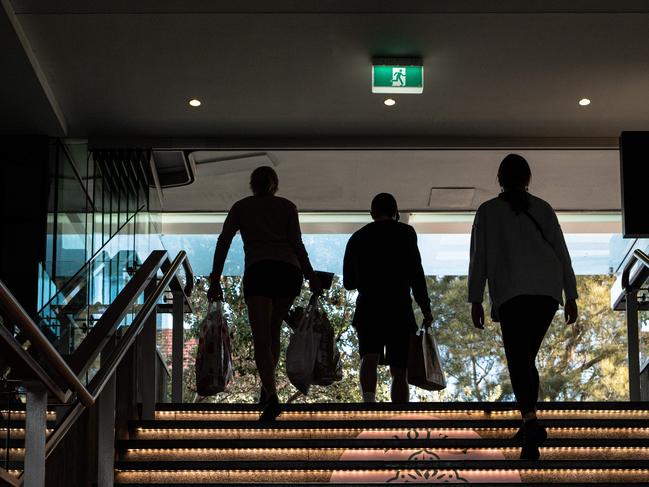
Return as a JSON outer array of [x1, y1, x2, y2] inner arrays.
[[162, 149, 620, 212], [2, 0, 649, 140]]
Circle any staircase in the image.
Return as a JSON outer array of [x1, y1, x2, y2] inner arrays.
[[115, 402, 649, 485], [0, 405, 56, 478]]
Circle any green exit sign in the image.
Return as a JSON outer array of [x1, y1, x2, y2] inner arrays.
[[372, 60, 423, 94]]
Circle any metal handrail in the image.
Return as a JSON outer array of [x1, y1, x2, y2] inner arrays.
[[182, 256, 195, 297], [0, 465, 19, 487], [44, 251, 191, 458], [622, 249, 649, 291], [0, 281, 94, 407], [68, 250, 169, 378], [618, 248, 649, 402]]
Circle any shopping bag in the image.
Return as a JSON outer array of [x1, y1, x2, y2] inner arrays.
[[312, 298, 343, 386], [286, 297, 321, 394], [408, 327, 446, 391], [195, 300, 233, 396]]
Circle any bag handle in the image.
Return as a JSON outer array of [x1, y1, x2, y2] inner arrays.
[[307, 293, 319, 308]]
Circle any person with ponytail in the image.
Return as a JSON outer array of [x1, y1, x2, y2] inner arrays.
[[468, 154, 578, 460]]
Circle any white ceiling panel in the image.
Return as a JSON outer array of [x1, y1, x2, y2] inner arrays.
[[162, 149, 620, 211]]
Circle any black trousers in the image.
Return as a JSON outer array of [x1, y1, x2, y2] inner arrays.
[[499, 295, 558, 415]]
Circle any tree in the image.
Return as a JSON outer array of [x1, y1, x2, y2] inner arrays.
[[177, 274, 629, 403]]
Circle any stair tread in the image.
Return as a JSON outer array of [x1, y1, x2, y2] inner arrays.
[[131, 418, 649, 428], [155, 401, 649, 412], [115, 459, 649, 469], [114, 484, 649, 486], [120, 404, 649, 483], [117, 437, 649, 448]]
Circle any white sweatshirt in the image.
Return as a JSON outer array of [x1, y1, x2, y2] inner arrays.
[[468, 194, 578, 309]]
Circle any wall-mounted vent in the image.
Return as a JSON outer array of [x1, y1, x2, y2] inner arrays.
[[151, 150, 196, 188], [428, 187, 476, 209], [188, 151, 277, 175]]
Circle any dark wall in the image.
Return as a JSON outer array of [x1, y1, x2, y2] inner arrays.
[[620, 131, 649, 238], [0, 136, 51, 316]]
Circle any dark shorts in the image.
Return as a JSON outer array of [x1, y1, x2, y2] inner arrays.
[[242, 260, 303, 299], [352, 296, 417, 368], [356, 325, 411, 368]]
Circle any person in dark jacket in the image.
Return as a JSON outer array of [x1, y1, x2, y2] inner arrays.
[[343, 193, 433, 403]]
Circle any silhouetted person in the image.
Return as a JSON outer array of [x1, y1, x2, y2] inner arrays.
[[468, 154, 578, 460], [208, 166, 322, 421], [343, 193, 433, 403]]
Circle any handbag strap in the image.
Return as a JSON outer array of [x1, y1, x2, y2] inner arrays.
[[522, 210, 558, 260]]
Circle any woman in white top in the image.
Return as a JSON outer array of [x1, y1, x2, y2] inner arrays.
[[208, 166, 322, 421], [468, 154, 578, 460]]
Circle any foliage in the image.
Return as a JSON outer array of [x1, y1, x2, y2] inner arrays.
[[178, 274, 629, 403]]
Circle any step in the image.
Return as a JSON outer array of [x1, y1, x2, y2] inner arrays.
[[154, 402, 649, 421], [0, 410, 57, 421], [118, 444, 649, 462], [131, 418, 649, 443], [120, 403, 649, 484], [113, 484, 649, 487], [114, 460, 649, 484], [132, 425, 649, 441], [0, 427, 53, 440], [119, 437, 649, 449]]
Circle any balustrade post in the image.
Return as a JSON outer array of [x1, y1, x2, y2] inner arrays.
[[140, 278, 158, 420], [626, 289, 641, 401], [171, 291, 184, 403], [24, 382, 47, 487]]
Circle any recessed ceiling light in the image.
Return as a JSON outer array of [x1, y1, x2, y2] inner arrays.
[[384, 98, 396, 106], [579, 98, 591, 106], [189, 99, 202, 107]]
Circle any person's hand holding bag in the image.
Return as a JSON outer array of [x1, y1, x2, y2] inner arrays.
[[422, 310, 434, 329], [471, 302, 485, 329], [308, 273, 324, 296], [207, 274, 223, 302], [564, 298, 578, 324]]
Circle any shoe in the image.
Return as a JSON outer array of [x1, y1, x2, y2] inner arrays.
[[523, 419, 548, 445], [519, 419, 547, 460], [512, 425, 524, 444], [259, 394, 281, 422], [520, 443, 540, 460]]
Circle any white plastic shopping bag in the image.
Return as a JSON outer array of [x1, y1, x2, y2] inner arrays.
[[286, 297, 321, 395], [195, 300, 233, 396], [312, 298, 343, 386], [408, 327, 446, 391]]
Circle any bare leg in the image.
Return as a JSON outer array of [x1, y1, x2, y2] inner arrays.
[[270, 297, 295, 367], [246, 296, 276, 397], [390, 366, 409, 403], [360, 353, 380, 399]]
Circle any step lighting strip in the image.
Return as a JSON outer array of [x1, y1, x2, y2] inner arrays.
[[121, 446, 649, 461], [124, 447, 649, 453], [155, 409, 649, 417], [113, 467, 649, 482], [136, 427, 649, 433]]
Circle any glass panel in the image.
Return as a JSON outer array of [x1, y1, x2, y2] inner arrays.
[[32, 144, 160, 387], [38, 211, 145, 356], [164, 211, 630, 403], [52, 146, 92, 288]]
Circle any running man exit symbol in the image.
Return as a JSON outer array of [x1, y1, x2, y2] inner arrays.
[[392, 68, 406, 87], [371, 63, 423, 94]]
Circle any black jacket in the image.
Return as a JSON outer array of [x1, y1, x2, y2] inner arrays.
[[343, 220, 431, 313]]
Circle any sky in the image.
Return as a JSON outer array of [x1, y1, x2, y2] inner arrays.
[[160, 232, 627, 277]]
